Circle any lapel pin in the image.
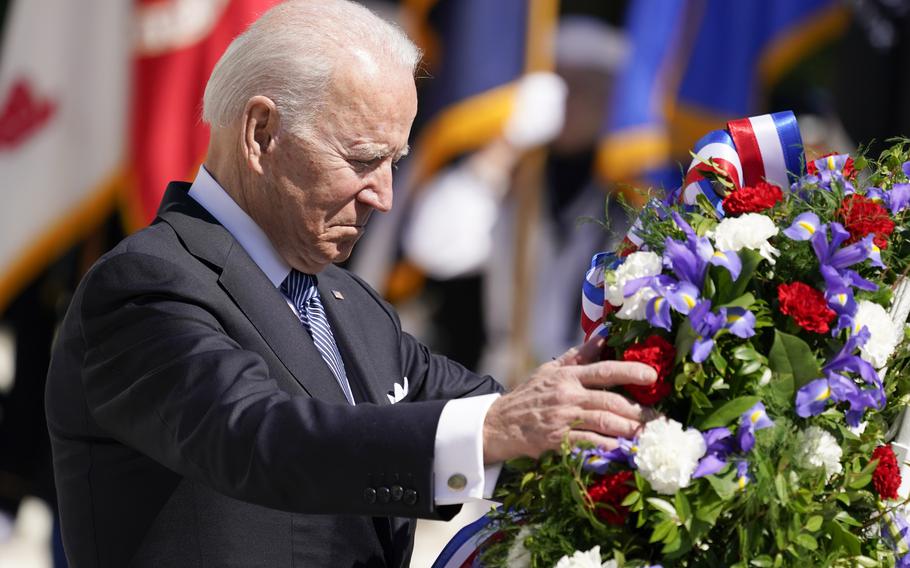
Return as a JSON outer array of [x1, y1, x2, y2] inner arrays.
[[332, 290, 345, 300]]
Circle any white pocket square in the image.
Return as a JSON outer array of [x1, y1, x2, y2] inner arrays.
[[387, 377, 409, 404]]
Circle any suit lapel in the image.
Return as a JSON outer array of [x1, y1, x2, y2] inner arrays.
[[317, 266, 397, 405], [157, 183, 349, 404]]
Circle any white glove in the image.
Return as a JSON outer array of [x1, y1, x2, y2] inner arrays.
[[502, 72, 568, 150], [403, 164, 500, 279]]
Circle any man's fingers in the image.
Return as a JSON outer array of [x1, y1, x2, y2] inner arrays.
[[575, 410, 642, 439], [579, 390, 646, 421], [554, 335, 605, 366], [574, 360, 657, 387]]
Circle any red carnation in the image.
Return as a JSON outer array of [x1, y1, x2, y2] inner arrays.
[[587, 470, 635, 525], [777, 282, 836, 334], [872, 445, 902, 500], [618, 237, 639, 258], [808, 153, 856, 180], [721, 181, 784, 216], [621, 335, 675, 405], [838, 194, 895, 250]]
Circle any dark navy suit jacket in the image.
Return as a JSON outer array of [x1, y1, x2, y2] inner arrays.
[[45, 183, 502, 567]]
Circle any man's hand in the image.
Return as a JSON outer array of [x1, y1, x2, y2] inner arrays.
[[482, 336, 657, 463]]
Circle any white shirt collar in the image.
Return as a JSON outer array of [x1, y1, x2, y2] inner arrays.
[[187, 166, 291, 287]]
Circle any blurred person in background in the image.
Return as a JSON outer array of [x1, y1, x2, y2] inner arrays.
[[401, 16, 632, 383]]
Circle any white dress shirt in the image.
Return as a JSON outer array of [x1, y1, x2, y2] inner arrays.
[[187, 166, 501, 505]]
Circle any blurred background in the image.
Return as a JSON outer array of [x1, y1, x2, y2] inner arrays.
[[0, 0, 908, 566]]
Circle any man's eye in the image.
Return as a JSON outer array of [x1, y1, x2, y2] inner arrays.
[[351, 158, 379, 171]]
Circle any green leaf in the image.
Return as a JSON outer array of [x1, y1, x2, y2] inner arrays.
[[721, 292, 756, 309], [709, 347, 728, 373], [675, 321, 697, 363], [767, 372, 794, 409], [768, 330, 821, 389], [621, 490, 640, 507], [698, 395, 761, 429], [805, 515, 823, 532], [848, 473, 872, 489], [520, 472, 535, 490], [647, 497, 678, 521], [826, 520, 861, 555], [774, 473, 790, 506], [707, 471, 738, 500], [716, 249, 762, 303], [694, 492, 725, 524], [675, 491, 691, 527], [650, 518, 674, 543], [795, 533, 818, 550]]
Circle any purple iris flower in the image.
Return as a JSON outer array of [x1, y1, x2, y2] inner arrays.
[[795, 328, 885, 425], [693, 427, 735, 478], [783, 212, 822, 241], [824, 283, 857, 334], [737, 402, 774, 452], [575, 438, 639, 474], [663, 237, 708, 285], [735, 461, 751, 490], [795, 378, 833, 419], [708, 249, 742, 281], [647, 280, 702, 331], [891, 184, 910, 214], [666, 212, 740, 283], [811, 223, 874, 271], [823, 327, 879, 386], [725, 307, 756, 338], [646, 295, 673, 331], [666, 281, 701, 315], [689, 300, 726, 363]]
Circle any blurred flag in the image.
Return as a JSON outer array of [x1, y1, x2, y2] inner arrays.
[[404, 0, 559, 187], [597, 0, 849, 189], [124, 0, 279, 229], [0, 0, 131, 313], [0, 0, 277, 312]]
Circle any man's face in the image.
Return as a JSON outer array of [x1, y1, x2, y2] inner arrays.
[[255, 62, 417, 274]]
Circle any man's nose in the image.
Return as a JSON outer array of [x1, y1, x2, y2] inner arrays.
[[359, 162, 394, 212]]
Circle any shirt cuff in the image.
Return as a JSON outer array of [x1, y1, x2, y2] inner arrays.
[[433, 393, 502, 505]]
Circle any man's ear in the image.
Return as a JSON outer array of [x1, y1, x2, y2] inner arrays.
[[241, 95, 279, 175]]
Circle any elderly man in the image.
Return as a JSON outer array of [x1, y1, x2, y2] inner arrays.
[[45, 1, 655, 567]]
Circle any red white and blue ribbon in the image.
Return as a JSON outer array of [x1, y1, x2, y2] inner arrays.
[[430, 512, 497, 568], [681, 110, 803, 211], [581, 252, 615, 341]]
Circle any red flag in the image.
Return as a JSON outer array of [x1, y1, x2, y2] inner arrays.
[[126, 0, 280, 229]]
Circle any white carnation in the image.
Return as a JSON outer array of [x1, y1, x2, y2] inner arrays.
[[505, 525, 534, 568], [712, 213, 779, 263], [554, 545, 605, 568], [604, 251, 662, 321], [636, 417, 707, 495], [853, 300, 900, 368], [795, 426, 843, 481]]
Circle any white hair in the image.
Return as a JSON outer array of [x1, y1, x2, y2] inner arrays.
[[202, 0, 421, 136]]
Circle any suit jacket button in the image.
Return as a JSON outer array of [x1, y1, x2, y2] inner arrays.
[[363, 488, 377, 504], [390, 485, 404, 501], [377, 486, 391, 503], [403, 489, 418, 506]]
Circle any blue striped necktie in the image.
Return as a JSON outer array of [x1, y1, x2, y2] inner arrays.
[[280, 270, 355, 405]]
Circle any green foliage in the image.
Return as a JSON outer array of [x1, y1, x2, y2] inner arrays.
[[479, 141, 910, 567]]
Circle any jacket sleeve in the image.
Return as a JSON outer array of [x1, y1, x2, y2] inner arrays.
[[79, 251, 457, 519]]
